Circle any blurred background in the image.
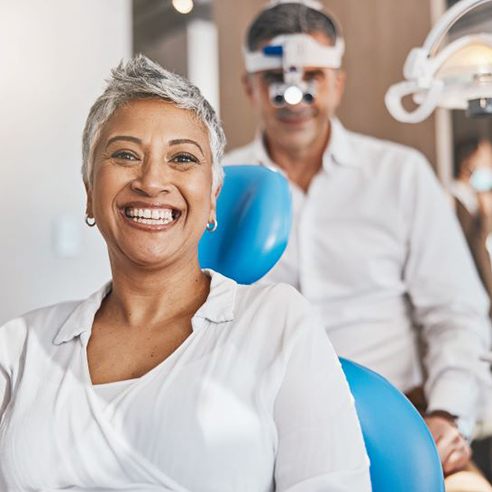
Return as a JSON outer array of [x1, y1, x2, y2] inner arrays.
[[1, 0, 491, 323]]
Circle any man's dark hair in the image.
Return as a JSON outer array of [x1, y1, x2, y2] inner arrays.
[[246, 3, 339, 51]]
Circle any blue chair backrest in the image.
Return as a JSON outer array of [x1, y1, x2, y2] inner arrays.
[[199, 165, 292, 284], [201, 164, 445, 491]]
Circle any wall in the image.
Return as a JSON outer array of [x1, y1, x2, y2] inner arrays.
[[133, 1, 219, 113], [0, 1, 132, 324], [214, 0, 437, 165]]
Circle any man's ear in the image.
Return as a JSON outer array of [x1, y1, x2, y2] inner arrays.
[[242, 72, 255, 102], [335, 69, 347, 99]]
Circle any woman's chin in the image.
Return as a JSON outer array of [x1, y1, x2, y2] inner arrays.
[[113, 242, 181, 271]]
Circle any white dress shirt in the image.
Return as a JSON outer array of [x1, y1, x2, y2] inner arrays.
[[0, 270, 370, 491], [224, 119, 492, 437]]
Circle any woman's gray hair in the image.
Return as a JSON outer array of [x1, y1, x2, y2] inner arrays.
[[82, 54, 226, 189]]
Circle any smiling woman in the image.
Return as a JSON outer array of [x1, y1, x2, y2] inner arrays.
[[87, 99, 215, 274], [0, 55, 370, 491]]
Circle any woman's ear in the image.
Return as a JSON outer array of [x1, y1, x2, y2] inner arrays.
[[209, 184, 222, 221], [85, 183, 94, 218]]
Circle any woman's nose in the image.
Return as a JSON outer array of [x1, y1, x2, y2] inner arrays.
[[130, 159, 171, 196]]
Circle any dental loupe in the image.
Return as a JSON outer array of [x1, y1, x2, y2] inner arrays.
[[244, 32, 345, 107], [386, 0, 492, 123]]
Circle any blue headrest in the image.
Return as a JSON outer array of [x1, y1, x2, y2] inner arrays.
[[340, 358, 445, 492], [198, 165, 292, 284]]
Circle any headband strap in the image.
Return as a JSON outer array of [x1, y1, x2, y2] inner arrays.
[[244, 33, 345, 73]]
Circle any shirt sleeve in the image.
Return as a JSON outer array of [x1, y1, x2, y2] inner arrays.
[[403, 153, 492, 436], [0, 317, 28, 422], [273, 306, 371, 491], [0, 367, 10, 421], [0, 323, 14, 421]]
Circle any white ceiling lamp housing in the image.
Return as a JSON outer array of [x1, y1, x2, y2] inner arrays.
[[172, 0, 194, 15], [386, 0, 492, 123]]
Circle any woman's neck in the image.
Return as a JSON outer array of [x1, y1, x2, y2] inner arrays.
[[101, 255, 210, 329]]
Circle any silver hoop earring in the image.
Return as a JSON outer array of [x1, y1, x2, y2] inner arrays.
[[85, 215, 96, 227], [206, 218, 218, 232]]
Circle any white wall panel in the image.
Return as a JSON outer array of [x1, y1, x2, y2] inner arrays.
[[0, 0, 132, 323]]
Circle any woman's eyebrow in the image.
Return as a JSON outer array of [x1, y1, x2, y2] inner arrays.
[[105, 135, 142, 148], [169, 138, 204, 156], [105, 136, 204, 156]]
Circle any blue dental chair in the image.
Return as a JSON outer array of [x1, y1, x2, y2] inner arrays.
[[199, 165, 445, 492]]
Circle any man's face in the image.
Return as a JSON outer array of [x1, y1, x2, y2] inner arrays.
[[243, 31, 346, 151]]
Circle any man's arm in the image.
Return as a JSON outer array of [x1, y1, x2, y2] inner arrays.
[[402, 152, 492, 469]]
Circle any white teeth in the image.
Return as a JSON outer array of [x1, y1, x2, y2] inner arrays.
[[125, 207, 175, 223], [131, 217, 173, 225]]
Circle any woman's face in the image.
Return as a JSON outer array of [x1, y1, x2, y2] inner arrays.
[[86, 98, 216, 270]]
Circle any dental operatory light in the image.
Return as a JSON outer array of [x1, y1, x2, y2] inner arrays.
[[244, 2, 345, 107], [172, 0, 194, 14], [386, 0, 492, 123]]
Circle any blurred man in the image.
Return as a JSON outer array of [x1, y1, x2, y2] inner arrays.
[[224, 1, 492, 488]]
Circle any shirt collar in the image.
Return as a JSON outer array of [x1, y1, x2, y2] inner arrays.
[[52, 282, 112, 345], [52, 270, 237, 345], [252, 131, 277, 170], [324, 117, 359, 169], [253, 118, 359, 172], [193, 269, 236, 323]]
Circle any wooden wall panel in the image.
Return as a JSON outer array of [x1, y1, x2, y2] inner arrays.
[[214, 0, 437, 164]]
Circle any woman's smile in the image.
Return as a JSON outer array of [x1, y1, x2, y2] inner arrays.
[[120, 202, 182, 231]]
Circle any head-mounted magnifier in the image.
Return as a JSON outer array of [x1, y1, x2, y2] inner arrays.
[[243, 2, 345, 107]]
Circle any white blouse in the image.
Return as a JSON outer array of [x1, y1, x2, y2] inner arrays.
[[0, 270, 370, 491]]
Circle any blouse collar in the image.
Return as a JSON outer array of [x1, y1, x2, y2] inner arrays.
[[53, 270, 237, 345]]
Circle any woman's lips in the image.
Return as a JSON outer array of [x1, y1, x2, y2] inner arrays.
[[120, 204, 182, 230]]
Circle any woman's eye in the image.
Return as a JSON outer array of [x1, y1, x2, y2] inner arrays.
[[172, 153, 199, 164], [112, 150, 139, 161]]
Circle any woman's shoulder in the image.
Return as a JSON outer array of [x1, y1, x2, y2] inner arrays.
[[0, 282, 110, 342], [237, 281, 308, 310], [228, 282, 330, 368], [0, 299, 83, 341], [206, 270, 309, 316], [0, 299, 83, 371], [234, 282, 316, 336]]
